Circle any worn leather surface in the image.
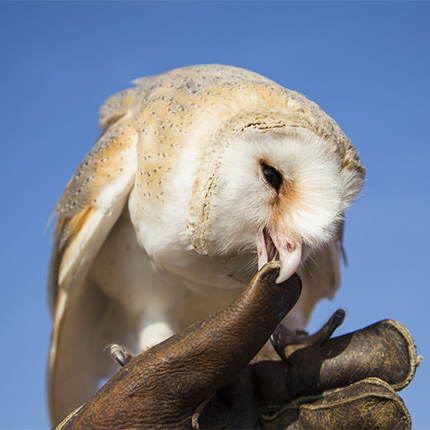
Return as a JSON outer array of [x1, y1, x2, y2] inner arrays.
[[199, 320, 418, 430], [56, 263, 419, 430], [57, 262, 301, 429], [283, 318, 418, 399], [261, 378, 411, 430]]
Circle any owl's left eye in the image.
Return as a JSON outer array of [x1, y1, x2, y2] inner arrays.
[[261, 163, 283, 193]]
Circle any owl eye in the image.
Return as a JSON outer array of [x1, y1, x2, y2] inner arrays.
[[261, 163, 283, 193]]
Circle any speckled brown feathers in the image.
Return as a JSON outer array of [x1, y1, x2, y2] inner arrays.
[[54, 64, 364, 267]]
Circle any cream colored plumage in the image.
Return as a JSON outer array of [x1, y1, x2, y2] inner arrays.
[[48, 64, 365, 425]]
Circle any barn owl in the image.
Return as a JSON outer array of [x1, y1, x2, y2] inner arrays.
[[48, 64, 365, 425]]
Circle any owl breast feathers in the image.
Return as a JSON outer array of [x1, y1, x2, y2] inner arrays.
[[48, 64, 365, 425]]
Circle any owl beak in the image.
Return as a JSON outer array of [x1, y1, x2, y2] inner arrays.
[[257, 229, 302, 284], [275, 244, 302, 284]]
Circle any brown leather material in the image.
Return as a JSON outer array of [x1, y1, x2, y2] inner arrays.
[[56, 262, 301, 429], [260, 378, 411, 430], [55, 263, 419, 430], [198, 321, 418, 429], [284, 319, 419, 399]]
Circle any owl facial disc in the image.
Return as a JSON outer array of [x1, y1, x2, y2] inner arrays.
[[257, 229, 302, 284]]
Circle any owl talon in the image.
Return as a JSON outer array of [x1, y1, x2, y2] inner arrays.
[[105, 343, 135, 367], [271, 309, 346, 362], [319, 309, 346, 346], [270, 332, 292, 365]]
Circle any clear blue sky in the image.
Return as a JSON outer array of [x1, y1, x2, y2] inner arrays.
[[1, 2, 429, 428]]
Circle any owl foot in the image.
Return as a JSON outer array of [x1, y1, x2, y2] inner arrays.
[[270, 309, 345, 364], [106, 343, 136, 367]]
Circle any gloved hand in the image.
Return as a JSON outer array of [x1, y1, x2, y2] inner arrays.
[[55, 262, 419, 430]]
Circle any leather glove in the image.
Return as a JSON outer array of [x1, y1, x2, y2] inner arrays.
[[255, 317, 419, 430], [55, 262, 419, 429]]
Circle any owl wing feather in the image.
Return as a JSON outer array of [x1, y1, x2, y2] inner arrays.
[[48, 90, 140, 425]]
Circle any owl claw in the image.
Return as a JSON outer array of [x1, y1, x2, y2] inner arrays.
[[319, 309, 346, 346], [270, 309, 346, 363], [105, 343, 136, 367]]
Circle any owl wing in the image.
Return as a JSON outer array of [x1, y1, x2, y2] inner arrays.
[[48, 87, 141, 425]]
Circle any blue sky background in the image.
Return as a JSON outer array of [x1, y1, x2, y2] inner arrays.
[[1, 2, 429, 428]]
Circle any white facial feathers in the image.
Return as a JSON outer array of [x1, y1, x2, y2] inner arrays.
[[204, 129, 357, 257]]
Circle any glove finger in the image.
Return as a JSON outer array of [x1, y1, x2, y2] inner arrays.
[[260, 377, 411, 430], [285, 319, 419, 399]]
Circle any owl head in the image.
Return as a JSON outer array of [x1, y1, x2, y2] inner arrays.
[[185, 84, 364, 286]]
